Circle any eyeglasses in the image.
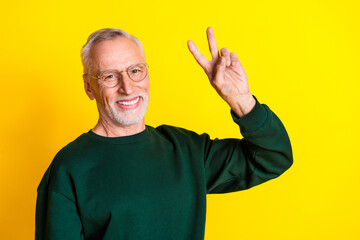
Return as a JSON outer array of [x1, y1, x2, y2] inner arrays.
[[86, 63, 149, 88]]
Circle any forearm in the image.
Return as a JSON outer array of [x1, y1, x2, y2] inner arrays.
[[232, 97, 293, 178], [36, 190, 84, 240], [205, 97, 293, 193]]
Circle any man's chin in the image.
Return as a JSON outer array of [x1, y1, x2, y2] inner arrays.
[[108, 97, 148, 127], [109, 108, 147, 127], [116, 117, 144, 127]]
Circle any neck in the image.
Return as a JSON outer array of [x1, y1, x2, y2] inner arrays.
[[92, 118, 146, 137]]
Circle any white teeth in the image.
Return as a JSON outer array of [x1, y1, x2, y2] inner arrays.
[[118, 97, 139, 106]]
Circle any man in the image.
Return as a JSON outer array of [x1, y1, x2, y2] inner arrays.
[[35, 27, 293, 240]]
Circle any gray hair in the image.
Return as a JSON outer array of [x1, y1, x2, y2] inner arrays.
[[81, 28, 144, 74]]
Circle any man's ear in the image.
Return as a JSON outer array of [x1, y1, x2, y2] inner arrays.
[[83, 74, 95, 100]]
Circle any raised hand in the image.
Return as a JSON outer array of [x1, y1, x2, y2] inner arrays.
[[187, 27, 256, 117]]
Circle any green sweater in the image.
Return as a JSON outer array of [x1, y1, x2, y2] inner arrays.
[[35, 98, 293, 240]]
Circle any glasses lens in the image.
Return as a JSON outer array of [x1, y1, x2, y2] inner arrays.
[[128, 63, 148, 82], [101, 72, 119, 88]]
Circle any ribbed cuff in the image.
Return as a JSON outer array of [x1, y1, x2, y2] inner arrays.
[[230, 96, 268, 133]]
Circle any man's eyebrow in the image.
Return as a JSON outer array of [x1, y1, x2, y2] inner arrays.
[[98, 63, 144, 75], [98, 69, 120, 75]]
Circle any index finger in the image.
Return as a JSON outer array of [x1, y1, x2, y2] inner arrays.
[[206, 27, 220, 61], [187, 40, 210, 69]]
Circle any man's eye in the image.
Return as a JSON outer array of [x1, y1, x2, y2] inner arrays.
[[131, 69, 142, 74], [104, 74, 116, 80]]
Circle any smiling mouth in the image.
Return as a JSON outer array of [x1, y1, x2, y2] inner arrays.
[[116, 96, 140, 106]]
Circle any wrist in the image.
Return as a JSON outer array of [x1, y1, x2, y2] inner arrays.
[[229, 94, 256, 118]]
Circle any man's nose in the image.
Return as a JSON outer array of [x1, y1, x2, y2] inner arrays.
[[117, 73, 135, 95]]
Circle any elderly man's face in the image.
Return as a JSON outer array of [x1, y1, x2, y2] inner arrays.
[[84, 37, 149, 127]]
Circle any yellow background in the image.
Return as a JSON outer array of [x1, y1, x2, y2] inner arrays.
[[1, 0, 359, 239]]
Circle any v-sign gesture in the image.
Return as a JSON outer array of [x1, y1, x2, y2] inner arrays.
[[187, 27, 256, 117]]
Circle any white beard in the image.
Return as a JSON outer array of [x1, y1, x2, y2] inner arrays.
[[108, 93, 149, 126]]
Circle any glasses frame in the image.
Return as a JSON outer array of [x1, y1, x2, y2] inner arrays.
[[86, 63, 149, 88]]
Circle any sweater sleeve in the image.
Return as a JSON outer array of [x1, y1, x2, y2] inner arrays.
[[35, 163, 84, 240], [204, 97, 293, 193]]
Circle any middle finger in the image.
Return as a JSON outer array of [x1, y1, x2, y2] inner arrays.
[[206, 27, 220, 61]]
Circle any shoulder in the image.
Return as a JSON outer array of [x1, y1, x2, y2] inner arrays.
[[147, 124, 211, 146], [37, 132, 94, 193], [52, 132, 95, 167]]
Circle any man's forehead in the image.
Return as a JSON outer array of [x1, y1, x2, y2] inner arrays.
[[92, 37, 137, 54], [90, 37, 145, 72]]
